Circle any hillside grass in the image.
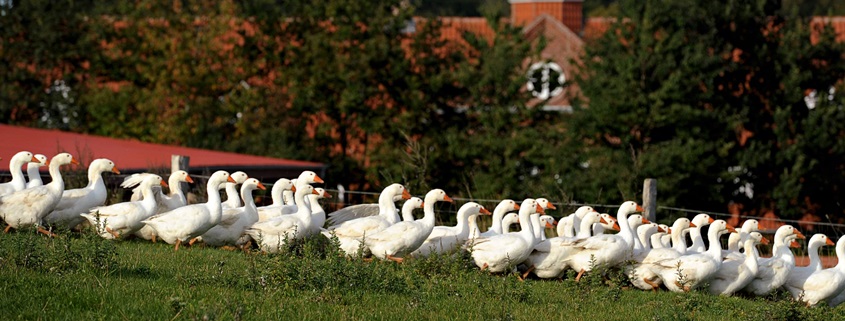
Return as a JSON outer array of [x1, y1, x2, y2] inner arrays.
[[1, 229, 844, 320]]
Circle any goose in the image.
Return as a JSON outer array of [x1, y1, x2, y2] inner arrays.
[[742, 225, 805, 296], [25, 154, 48, 188], [0, 151, 40, 195], [538, 215, 556, 240], [557, 206, 595, 237], [306, 188, 332, 234], [221, 171, 249, 210], [648, 220, 736, 292], [562, 201, 643, 281], [525, 210, 606, 279], [245, 185, 322, 253], [128, 171, 194, 241], [326, 183, 409, 226], [324, 184, 412, 255], [0, 153, 78, 235], [43, 158, 120, 229], [479, 199, 520, 237], [141, 171, 235, 251], [627, 217, 695, 291], [256, 178, 294, 221], [468, 199, 544, 274], [727, 219, 760, 252], [409, 201, 489, 257], [708, 232, 767, 295], [793, 236, 845, 306], [271, 171, 325, 215], [502, 213, 520, 233], [783, 233, 835, 299], [199, 178, 266, 247], [656, 224, 672, 248], [80, 175, 167, 239], [592, 213, 617, 236], [364, 191, 452, 261], [687, 213, 715, 253]]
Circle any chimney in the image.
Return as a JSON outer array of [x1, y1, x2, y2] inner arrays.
[[509, 0, 583, 34]]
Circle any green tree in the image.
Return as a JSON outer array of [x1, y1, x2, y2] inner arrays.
[[572, 0, 845, 219]]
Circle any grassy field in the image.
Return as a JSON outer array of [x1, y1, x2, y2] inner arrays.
[[1, 230, 844, 320]]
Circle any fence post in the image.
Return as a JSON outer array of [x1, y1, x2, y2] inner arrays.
[[171, 155, 190, 195], [643, 178, 657, 222]]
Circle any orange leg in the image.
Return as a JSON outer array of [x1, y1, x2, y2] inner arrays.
[[188, 237, 199, 246], [521, 265, 536, 280], [174, 241, 181, 251], [480, 263, 489, 271], [151, 234, 157, 243], [4, 225, 11, 233], [37, 227, 57, 238], [644, 278, 660, 292], [575, 269, 586, 282], [387, 255, 404, 263], [106, 227, 120, 239]]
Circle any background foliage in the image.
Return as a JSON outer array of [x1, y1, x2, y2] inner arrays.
[[1, 0, 845, 220]]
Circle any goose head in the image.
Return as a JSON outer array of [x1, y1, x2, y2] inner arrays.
[[50, 153, 79, 167], [297, 171, 324, 185], [536, 198, 557, 211], [741, 219, 759, 232], [243, 178, 267, 191], [402, 197, 424, 214], [574, 206, 597, 219], [540, 215, 557, 229], [90, 158, 121, 175], [208, 171, 235, 190], [28, 154, 47, 169], [142, 175, 167, 188], [691, 213, 715, 228], [599, 213, 618, 231], [231, 171, 249, 184], [173, 170, 194, 184], [495, 199, 520, 213], [423, 189, 453, 205], [10, 151, 39, 168]]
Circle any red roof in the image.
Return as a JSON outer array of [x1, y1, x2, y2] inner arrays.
[[0, 124, 324, 172]]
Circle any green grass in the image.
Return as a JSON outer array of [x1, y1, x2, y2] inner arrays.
[[1, 230, 844, 320]]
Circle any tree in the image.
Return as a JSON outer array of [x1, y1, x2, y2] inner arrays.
[[571, 0, 845, 219]]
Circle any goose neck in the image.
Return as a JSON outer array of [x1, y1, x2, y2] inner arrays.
[[489, 203, 509, 234]]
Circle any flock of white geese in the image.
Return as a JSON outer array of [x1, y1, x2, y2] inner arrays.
[[2, 151, 845, 307]]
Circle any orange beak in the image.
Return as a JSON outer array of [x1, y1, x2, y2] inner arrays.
[[479, 207, 492, 215], [535, 204, 545, 214], [760, 237, 771, 245], [313, 175, 325, 184], [160, 181, 169, 188], [611, 222, 621, 231], [323, 191, 332, 198], [599, 217, 608, 224], [112, 167, 121, 174], [71, 157, 80, 165], [826, 238, 835, 246], [657, 226, 666, 233], [641, 218, 650, 224], [636, 204, 644, 212], [45, 160, 51, 166], [726, 225, 737, 233], [708, 217, 715, 223], [513, 204, 520, 210], [546, 203, 557, 210], [30, 156, 39, 162], [402, 189, 411, 200], [257, 183, 267, 190], [312, 189, 320, 195], [444, 195, 454, 203], [790, 240, 801, 248], [794, 230, 806, 239], [667, 228, 672, 234], [185, 175, 195, 184], [545, 222, 555, 228], [420, 202, 425, 207], [689, 222, 697, 228], [227, 176, 236, 183], [291, 186, 297, 192]]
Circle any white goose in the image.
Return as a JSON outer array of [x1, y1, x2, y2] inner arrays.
[[43, 158, 120, 229], [273, 171, 325, 215], [0, 153, 78, 235], [557, 206, 595, 237], [199, 178, 266, 247], [411, 201, 489, 257], [708, 232, 767, 295], [25, 154, 48, 188], [727, 219, 760, 252], [0, 151, 39, 195], [306, 188, 331, 234], [648, 220, 736, 292], [742, 225, 805, 296], [245, 185, 321, 253], [80, 175, 167, 239], [324, 184, 412, 255], [687, 213, 715, 253], [525, 210, 606, 279], [794, 236, 845, 306], [128, 171, 194, 241], [783, 233, 835, 299], [141, 171, 235, 250], [592, 213, 618, 236], [221, 171, 249, 210], [326, 183, 409, 226], [564, 201, 643, 281], [468, 199, 543, 273], [364, 190, 452, 262], [628, 217, 695, 291], [479, 199, 520, 237], [256, 178, 294, 221], [502, 213, 520, 233]]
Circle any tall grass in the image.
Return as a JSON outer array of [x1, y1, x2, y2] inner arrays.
[[1, 231, 844, 320]]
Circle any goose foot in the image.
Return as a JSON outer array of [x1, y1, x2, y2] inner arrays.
[[387, 255, 404, 263], [37, 227, 56, 238], [151, 234, 157, 243], [105, 227, 120, 239], [644, 278, 660, 292], [241, 241, 252, 253], [188, 237, 199, 246], [4, 225, 11, 233], [480, 263, 489, 271], [575, 269, 586, 282], [174, 241, 181, 251], [521, 265, 535, 280], [674, 281, 690, 292]]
